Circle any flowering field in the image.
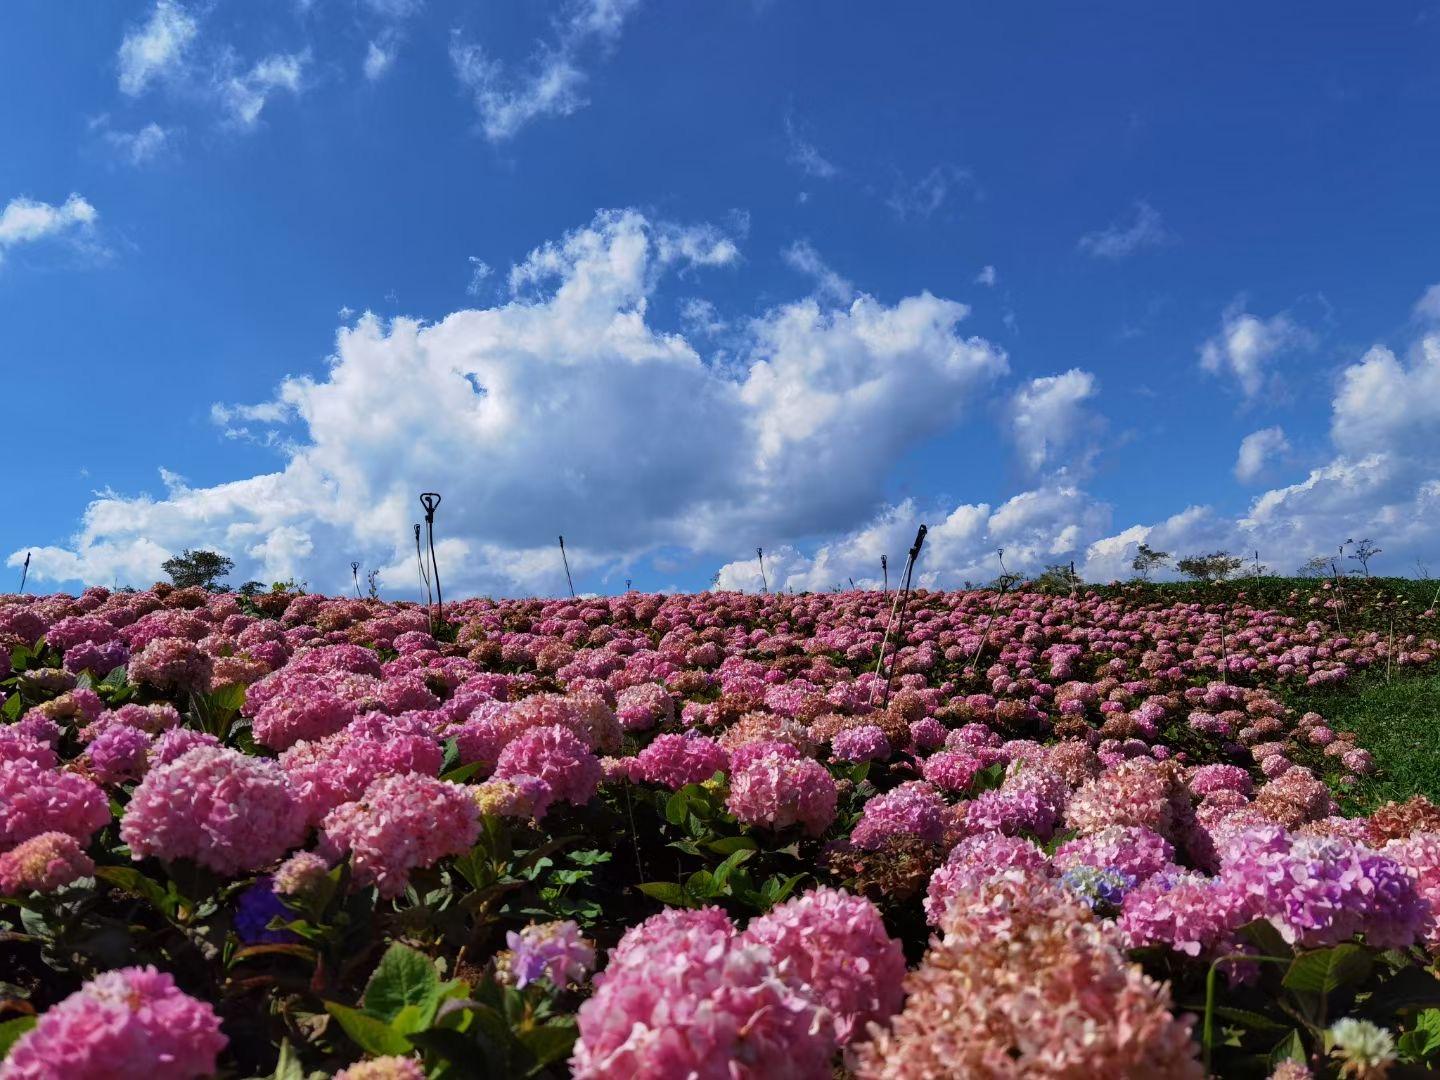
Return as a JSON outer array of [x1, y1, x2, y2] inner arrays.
[[1, 581, 1439, 1079]]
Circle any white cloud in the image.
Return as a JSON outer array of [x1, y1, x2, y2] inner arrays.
[[0, 194, 99, 264], [101, 121, 173, 165], [451, 0, 641, 141], [1234, 425, 1290, 483], [220, 51, 308, 129], [1414, 283, 1440, 323], [975, 265, 997, 287], [466, 257, 493, 296], [1086, 327, 1440, 578], [715, 486, 1110, 593], [14, 209, 1006, 593], [1198, 302, 1313, 399], [886, 165, 973, 221], [1077, 200, 1172, 259], [1007, 369, 1101, 477], [781, 240, 853, 303], [679, 297, 726, 337], [118, 0, 198, 96], [364, 38, 397, 81], [783, 113, 838, 179]]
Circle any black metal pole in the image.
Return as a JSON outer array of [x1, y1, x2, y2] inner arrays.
[[871, 525, 927, 708], [420, 493, 443, 627], [19, 552, 30, 594], [558, 536, 576, 598], [881, 554, 888, 593], [414, 524, 432, 607], [351, 561, 362, 598], [756, 547, 768, 593]]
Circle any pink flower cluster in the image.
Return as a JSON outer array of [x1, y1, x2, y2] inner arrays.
[[2, 965, 226, 1080], [121, 746, 307, 875], [574, 889, 904, 1077], [318, 772, 479, 897], [727, 742, 838, 836]]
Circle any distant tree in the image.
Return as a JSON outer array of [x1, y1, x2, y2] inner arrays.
[[236, 581, 267, 597], [1176, 551, 1244, 584], [161, 549, 234, 591], [1298, 555, 1331, 579], [1033, 563, 1083, 592], [366, 569, 382, 599], [990, 571, 1026, 593], [1348, 538, 1382, 578], [1131, 543, 1170, 581]]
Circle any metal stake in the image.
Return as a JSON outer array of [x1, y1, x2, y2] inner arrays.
[[756, 547, 768, 593], [19, 552, 30, 594], [558, 535, 576, 598], [870, 524, 928, 709], [420, 493, 443, 627]]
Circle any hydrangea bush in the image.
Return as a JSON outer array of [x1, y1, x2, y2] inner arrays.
[[0, 577, 1437, 1077]]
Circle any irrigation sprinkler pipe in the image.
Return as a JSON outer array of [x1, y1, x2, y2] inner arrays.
[[870, 525, 927, 709]]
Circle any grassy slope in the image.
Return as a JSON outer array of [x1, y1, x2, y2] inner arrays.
[[1283, 670, 1440, 812]]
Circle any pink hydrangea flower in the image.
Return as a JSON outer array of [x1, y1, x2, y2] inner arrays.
[[121, 746, 307, 875], [850, 781, 949, 850], [2, 965, 226, 1080], [631, 733, 728, 790], [0, 832, 95, 895], [831, 725, 891, 764], [572, 908, 834, 1079], [727, 745, 837, 837], [494, 724, 602, 809], [332, 1058, 426, 1080], [506, 920, 596, 988], [86, 724, 155, 785], [319, 773, 479, 897], [746, 887, 905, 1044], [0, 760, 110, 851]]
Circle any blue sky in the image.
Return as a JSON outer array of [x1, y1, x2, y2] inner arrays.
[[3, 1, 1439, 597]]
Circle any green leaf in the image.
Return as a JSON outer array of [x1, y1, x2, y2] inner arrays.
[[323, 1002, 412, 1057], [710, 849, 754, 892], [95, 865, 178, 918], [1282, 944, 1374, 996], [210, 682, 247, 713], [100, 665, 129, 689], [705, 835, 758, 856], [74, 672, 94, 690], [1269, 1029, 1306, 1067], [685, 870, 715, 898], [1240, 918, 1292, 960], [440, 760, 485, 783], [1, 695, 21, 721], [664, 790, 690, 826], [1361, 967, 1440, 1019], [269, 1038, 305, 1080], [363, 942, 441, 1024], [636, 881, 696, 908], [517, 1022, 578, 1070], [0, 1016, 36, 1058], [1398, 1009, 1440, 1062]]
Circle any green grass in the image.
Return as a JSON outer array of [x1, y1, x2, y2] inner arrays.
[[1283, 670, 1440, 812]]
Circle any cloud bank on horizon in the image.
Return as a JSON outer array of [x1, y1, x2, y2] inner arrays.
[[10, 205, 1440, 596]]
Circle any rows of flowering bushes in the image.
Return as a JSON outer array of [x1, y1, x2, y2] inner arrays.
[[1, 580, 1439, 1078]]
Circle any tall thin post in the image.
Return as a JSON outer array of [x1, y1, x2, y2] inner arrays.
[[558, 536, 576, 598], [420, 493, 443, 628], [19, 552, 30, 593], [756, 547, 768, 593], [881, 554, 888, 593], [870, 525, 928, 709], [351, 561, 362, 599], [414, 524, 433, 608]]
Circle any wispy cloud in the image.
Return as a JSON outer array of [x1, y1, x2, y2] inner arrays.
[[118, 0, 197, 96], [782, 240, 853, 303], [886, 164, 974, 221], [219, 51, 308, 129], [96, 120, 174, 166], [0, 193, 100, 265], [1077, 200, 1173, 259], [974, 264, 997, 287], [1198, 301, 1314, 399], [783, 112, 838, 179], [451, 0, 642, 141]]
